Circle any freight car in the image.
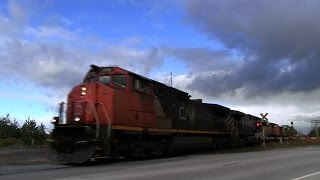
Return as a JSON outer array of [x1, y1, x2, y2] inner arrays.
[[265, 123, 281, 137], [49, 65, 262, 163]]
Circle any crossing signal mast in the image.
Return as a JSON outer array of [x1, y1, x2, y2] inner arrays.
[[260, 113, 269, 147], [260, 113, 269, 126]]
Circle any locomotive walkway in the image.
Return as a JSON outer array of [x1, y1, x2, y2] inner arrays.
[[1, 146, 320, 180]]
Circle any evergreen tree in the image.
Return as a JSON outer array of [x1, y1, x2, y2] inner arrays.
[[0, 114, 21, 139], [21, 118, 47, 145], [309, 127, 320, 137]]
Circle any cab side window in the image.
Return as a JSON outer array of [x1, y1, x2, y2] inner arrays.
[[132, 77, 146, 92], [155, 83, 166, 96], [113, 75, 126, 87]]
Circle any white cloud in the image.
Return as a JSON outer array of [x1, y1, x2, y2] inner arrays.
[[0, 1, 164, 92], [0, 0, 165, 126]]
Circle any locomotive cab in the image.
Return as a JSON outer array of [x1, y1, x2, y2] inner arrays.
[[49, 65, 130, 163], [66, 65, 128, 125]]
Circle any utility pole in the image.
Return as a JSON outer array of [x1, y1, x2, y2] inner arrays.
[[311, 120, 320, 138], [317, 121, 319, 138]]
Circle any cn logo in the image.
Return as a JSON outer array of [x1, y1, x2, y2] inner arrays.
[[179, 106, 195, 125]]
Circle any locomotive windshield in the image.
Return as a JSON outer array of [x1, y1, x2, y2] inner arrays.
[[84, 74, 126, 88], [83, 65, 127, 87], [98, 75, 111, 85]]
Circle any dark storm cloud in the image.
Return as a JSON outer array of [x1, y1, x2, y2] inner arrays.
[[183, 0, 320, 97], [162, 46, 238, 72]]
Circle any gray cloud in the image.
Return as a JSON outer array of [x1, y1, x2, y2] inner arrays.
[[183, 0, 320, 97]]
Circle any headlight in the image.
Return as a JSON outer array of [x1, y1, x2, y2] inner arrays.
[[81, 86, 87, 96], [75, 117, 80, 122], [51, 117, 59, 124]]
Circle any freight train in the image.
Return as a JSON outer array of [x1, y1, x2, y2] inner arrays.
[[49, 65, 264, 163], [265, 123, 297, 138]]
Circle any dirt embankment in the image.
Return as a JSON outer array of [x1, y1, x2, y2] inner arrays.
[[0, 144, 50, 165]]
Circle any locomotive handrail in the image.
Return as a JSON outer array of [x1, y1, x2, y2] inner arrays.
[[96, 101, 112, 153], [71, 100, 100, 139], [90, 102, 101, 139], [71, 100, 112, 143], [96, 102, 111, 124]]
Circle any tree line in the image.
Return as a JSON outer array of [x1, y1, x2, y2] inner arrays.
[[0, 113, 47, 147], [309, 127, 320, 137]]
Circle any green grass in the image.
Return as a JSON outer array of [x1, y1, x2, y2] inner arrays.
[[0, 138, 21, 147]]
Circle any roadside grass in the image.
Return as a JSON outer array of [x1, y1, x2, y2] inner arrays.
[[0, 138, 50, 149], [262, 139, 320, 149], [0, 138, 21, 147], [207, 139, 320, 154]]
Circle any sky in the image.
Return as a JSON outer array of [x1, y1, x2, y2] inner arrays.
[[1, 0, 320, 134]]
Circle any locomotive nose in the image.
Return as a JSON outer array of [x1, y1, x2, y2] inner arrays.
[[68, 84, 98, 123]]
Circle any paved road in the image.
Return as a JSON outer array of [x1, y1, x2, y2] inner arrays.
[[1, 146, 320, 180]]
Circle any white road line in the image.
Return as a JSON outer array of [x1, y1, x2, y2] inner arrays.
[[292, 171, 320, 180]]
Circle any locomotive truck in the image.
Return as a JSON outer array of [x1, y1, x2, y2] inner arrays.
[[49, 65, 263, 163]]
